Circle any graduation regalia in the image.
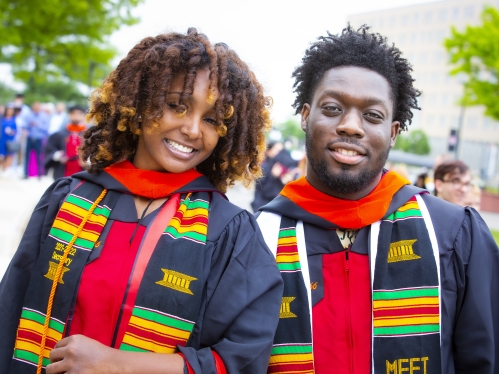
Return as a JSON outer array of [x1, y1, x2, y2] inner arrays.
[[257, 171, 499, 374], [0, 161, 283, 374]]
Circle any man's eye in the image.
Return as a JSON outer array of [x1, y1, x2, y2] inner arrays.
[[365, 112, 383, 120]]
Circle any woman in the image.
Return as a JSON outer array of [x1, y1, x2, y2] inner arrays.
[[0, 28, 282, 374], [0, 104, 18, 172]]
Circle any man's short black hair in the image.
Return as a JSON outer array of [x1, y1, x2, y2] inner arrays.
[[292, 25, 421, 131]]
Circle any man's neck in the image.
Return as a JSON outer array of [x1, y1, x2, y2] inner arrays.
[[306, 172, 382, 201]]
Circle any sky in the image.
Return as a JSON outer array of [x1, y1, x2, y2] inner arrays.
[[109, 0, 436, 124]]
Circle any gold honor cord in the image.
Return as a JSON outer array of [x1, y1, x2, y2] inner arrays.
[[36, 189, 108, 374]]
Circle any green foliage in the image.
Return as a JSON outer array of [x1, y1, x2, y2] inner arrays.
[[0, 82, 16, 104], [393, 129, 431, 155], [491, 229, 499, 246], [24, 80, 87, 106], [0, 0, 143, 88], [276, 118, 305, 143], [444, 6, 499, 120]]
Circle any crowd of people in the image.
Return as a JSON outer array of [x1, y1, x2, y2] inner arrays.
[[0, 94, 87, 180]]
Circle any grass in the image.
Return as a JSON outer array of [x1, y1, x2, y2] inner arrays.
[[492, 230, 499, 246]]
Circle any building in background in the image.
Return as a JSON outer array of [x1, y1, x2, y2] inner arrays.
[[349, 0, 499, 183]]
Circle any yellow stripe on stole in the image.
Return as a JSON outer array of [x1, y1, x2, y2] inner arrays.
[[128, 316, 191, 340], [52, 220, 100, 242], [175, 206, 208, 218], [14, 340, 51, 359], [374, 316, 439, 327], [269, 353, 314, 364], [276, 254, 300, 263], [277, 237, 297, 246], [18, 319, 62, 342], [397, 202, 419, 212], [374, 313, 439, 320], [373, 297, 439, 309], [60, 204, 108, 226], [375, 304, 439, 311], [121, 333, 176, 353], [166, 222, 207, 236]]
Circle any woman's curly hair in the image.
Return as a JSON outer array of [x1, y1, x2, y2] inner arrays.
[[292, 25, 421, 131], [81, 28, 272, 192]]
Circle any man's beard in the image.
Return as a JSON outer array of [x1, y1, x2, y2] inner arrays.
[[306, 131, 390, 196]]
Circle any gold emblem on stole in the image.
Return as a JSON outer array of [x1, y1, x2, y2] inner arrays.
[[156, 269, 197, 295], [387, 239, 421, 263], [280, 297, 297, 318], [44, 261, 70, 284]]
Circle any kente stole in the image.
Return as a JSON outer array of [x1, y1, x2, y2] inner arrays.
[[258, 194, 441, 374], [10, 181, 211, 373]]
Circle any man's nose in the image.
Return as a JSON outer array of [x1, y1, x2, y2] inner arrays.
[[336, 111, 365, 138]]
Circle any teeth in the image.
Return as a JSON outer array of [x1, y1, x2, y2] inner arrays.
[[336, 148, 359, 156], [167, 140, 193, 153]]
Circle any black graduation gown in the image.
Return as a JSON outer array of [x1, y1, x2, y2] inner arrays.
[[0, 171, 283, 374], [258, 185, 499, 374]]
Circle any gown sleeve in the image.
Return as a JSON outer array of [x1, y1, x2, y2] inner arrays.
[[0, 178, 71, 373], [177, 210, 283, 374], [452, 208, 499, 374]]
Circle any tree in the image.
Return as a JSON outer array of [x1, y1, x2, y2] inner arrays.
[[393, 129, 431, 155], [276, 118, 305, 143], [0, 0, 143, 89], [444, 6, 499, 120], [24, 80, 87, 106]]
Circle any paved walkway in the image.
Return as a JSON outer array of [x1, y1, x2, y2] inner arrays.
[[1, 176, 498, 280]]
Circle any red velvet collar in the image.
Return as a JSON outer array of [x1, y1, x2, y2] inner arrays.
[[280, 171, 410, 229], [104, 161, 203, 199]]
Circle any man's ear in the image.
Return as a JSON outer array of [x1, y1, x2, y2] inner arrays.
[[434, 179, 443, 195], [301, 104, 310, 132], [390, 121, 401, 149]]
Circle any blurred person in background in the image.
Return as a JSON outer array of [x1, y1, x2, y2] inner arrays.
[[434, 160, 471, 206], [48, 102, 68, 135], [0, 104, 18, 173], [464, 182, 482, 211], [23, 101, 49, 178], [45, 105, 87, 179], [251, 141, 298, 212]]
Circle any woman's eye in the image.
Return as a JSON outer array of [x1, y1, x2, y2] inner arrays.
[[204, 117, 217, 125]]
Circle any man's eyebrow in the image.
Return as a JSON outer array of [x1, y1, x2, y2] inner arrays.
[[321, 90, 390, 113]]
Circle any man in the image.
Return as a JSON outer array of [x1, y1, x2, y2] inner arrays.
[[23, 101, 49, 178], [44, 105, 87, 179], [48, 102, 68, 135], [434, 160, 471, 206], [257, 26, 499, 373]]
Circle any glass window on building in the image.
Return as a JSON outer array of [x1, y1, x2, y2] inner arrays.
[[388, 16, 396, 27], [412, 33, 418, 44], [438, 9, 448, 21], [431, 72, 440, 83], [464, 5, 475, 19], [453, 7, 460, 20], [402, 14, 410, 25], [424, 11, 433, 23], [413, 13, 420, 25], [484, 117, 491, 129], [426, 115, 436, 128], [441, 94, 449, 106], [420, 52, 428, 65]]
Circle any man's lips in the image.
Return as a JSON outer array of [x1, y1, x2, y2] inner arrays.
[[327, 143, 367, 165]]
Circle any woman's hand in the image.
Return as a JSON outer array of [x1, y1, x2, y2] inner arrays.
[[46, 334, 185, 374], [46, 335, 118, 374]]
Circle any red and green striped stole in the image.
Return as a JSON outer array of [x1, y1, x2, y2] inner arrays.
[[371, 194, 441, 373], [117, 194, 210, 354], [120, 306, 195, 353], [268, 216, 314, 374], [373, 286, 439, 337], [11, 181, 119, 373]]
